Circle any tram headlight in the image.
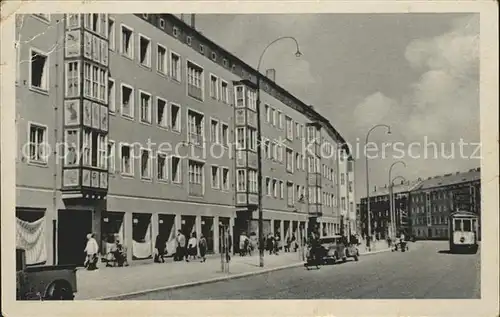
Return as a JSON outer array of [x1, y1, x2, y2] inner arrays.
[[460, 237, 465, 243]]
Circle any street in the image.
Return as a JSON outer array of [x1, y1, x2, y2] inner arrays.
[[124, 241, 480, 300]]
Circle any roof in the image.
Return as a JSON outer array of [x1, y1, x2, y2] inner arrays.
[[163, 14, 351, 154], [370, 180, 422, 197], [412, 168, 480, 191]]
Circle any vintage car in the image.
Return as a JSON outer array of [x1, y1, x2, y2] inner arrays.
[[317, 235, 360, 264], [16, 248, 78, 300]]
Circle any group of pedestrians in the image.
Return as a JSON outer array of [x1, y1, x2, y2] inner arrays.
[[154, 230, 209, 263]]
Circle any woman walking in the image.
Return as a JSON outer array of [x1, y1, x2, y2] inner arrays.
[[84, 233, 99, 271], [187, 232, 198, 261], [198, 234, 207, 262]]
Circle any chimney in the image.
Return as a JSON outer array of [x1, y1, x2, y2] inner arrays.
[[265, 69, 276, 82], [191, 14, 196, 29], [374, 186, 377, 192], [400, 180, 404, 185]]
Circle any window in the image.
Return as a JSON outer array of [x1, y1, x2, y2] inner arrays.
[[170, 103, 181, 132], [349, 181, 353, 193], [277, 145, 283, 163], [173, 26, 179, 37], [199, 44, 204, 54], [157, 152, 168, 181], [286, 116, 293, 139], [157, 44, 167, 74], [307, 126, 316, 143], [120, 144, 133, 176], [30, 48, 48, 91], [210, 75, 218, 99], [156, 97, 168, 128], [188, 160, 204, 186], [296, 185, 302, 202], [220, 80, 229, 103], [287, 182, 294, 207], [108, 78, 115, 113], [236, 127, 246, 150], [120, 25, 134, 59], [221, 124, 229, 147], [186, 36, 192, 46], [278, 112, 283, 129], [279, 180, 284, 199], [265, 105, 271, 123], [223, 59, 228, 67], [237, 170, 246, 191], [82, 130, 92, 166], [341, 173, 345, 185], [247, 128, 257, 151], [108, 18, 115, 50], [221, 167, 229, 191], [83, 63, 107, 102], [139, 91, 152, 124], [210, 119, 219, 144], [187, 110, 204, 145], [66, 13, 80, 29], [65, 61, 80, 97], [266, 178, 271, 196], [295, 153, 301, 170], [28, 124, 47, 164], [286, 149, 293, 173], [265, 140, 271, 159], [171, 156, 182, 183], [170, 52, 181, 81], [272, 179, 278, 198], [211, 166, 220, 189], [97, 134, 108, 169], [159, 18, 165, 29], [120, 84, 134, 118], [211, 52, 217, 61], [187, 61, 204, 100], [108, 140, 115, 174], [247, 89, 257, 111], [138, 34, 151, 67], [295, 122, 300, 139], [248, 170, 258, 193], [341, 197, 346, 210], [271, 108, 276, 126]]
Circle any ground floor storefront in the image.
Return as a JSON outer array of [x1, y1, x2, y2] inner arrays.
[[16, 188, 343, 267]]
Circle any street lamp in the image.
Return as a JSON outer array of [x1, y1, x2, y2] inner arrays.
[[256, 36, 302, 267], [365, 124, 391, 248], [388, 161, 406, 239]]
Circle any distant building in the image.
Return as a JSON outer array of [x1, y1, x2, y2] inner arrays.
[[359, 180, 420, 239], [409, 168, 481, 240]]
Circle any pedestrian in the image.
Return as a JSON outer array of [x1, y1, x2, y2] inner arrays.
[[187, 232, 198, 260], [239, 232, 248, 256], [154, 233, 166, 263], [291, 234, 298, 252], [274, 232, 280, 255], [84, 233, 99, 271], [198, 234, 207, 262], [266, 234, 274, 255], [175, 230, 186, 262]]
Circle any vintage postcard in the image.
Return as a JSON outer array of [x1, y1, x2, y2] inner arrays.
[[1, 1, 498, 316]]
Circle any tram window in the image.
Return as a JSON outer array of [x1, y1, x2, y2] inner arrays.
[[454, 219, 461, 231], [463, 220, 472, 232]]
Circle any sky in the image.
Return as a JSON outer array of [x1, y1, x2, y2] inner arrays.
[[193, 13, 480, 201]]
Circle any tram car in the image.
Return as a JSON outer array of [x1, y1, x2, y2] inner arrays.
[[448, 210, 479, 254]]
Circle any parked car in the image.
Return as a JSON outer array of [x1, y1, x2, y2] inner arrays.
[[16, 248, 77, 300], [317, 235, 360, 264]]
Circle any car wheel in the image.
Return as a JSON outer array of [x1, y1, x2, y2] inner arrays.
[[45, 282, 73, 300]]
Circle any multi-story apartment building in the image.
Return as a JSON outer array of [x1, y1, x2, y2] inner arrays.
[[358, 180, 418, 239], [15, 13, 351, 266], [409, 168, 481, 240], [338, 149, 357, 236]]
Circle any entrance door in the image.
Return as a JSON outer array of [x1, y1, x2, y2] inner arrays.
[[58, 209, 93, 266]]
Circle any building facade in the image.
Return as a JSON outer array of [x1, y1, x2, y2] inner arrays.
[[338, 150, 357, 236], [15, 13, 351, 266], [409, 168, 481, 240], [358, 180, 417, 239]]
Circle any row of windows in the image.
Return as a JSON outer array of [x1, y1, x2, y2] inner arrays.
[[113, 20, 230, 104], [414, 228, 449, 238], [413, 216, 449, 226], [412, 191, 452, 202], [109, 79, 230, 145], [412, 205, 450, 214]]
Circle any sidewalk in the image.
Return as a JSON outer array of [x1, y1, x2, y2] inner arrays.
[[76, 245, 392, 300]]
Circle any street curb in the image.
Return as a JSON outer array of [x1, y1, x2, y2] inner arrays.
[[89, 248, 392, 300]]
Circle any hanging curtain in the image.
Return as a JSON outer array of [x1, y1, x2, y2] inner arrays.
[[16, 217, 47, 265], [165, 222, 177, 255], [132, 221, 152, 259]]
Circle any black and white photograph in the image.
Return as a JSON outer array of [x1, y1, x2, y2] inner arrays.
[[1, 1, 498, 317]]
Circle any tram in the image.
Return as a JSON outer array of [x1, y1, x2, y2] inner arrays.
[[448, 210, 479, 254]]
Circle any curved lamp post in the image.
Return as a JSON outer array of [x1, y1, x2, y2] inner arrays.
[[256, 36, 301, 267], [365, 124, 391, 246], [388, 161, 406, 239]]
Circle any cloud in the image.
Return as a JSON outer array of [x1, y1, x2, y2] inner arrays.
[[354, 14, 479, 146]]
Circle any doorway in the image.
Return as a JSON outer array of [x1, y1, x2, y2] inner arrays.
[[57, 209, 93, 266]]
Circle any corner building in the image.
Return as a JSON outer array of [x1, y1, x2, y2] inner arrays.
[[15, 13, 351, 266]]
